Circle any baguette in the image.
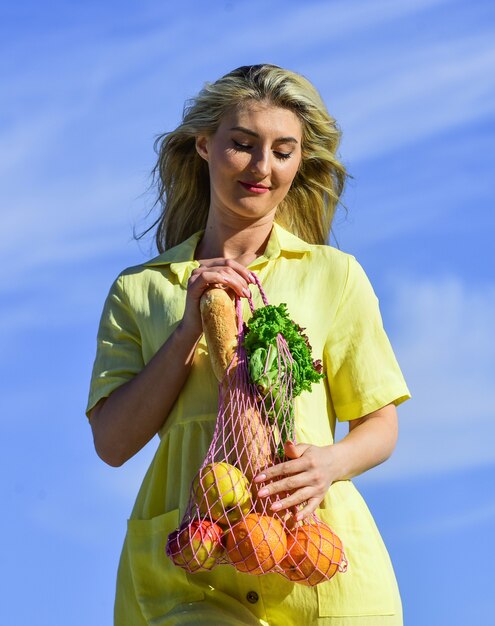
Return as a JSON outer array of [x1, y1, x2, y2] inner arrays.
[[200, 287, 271, 482], [199, 288, 238, 381]]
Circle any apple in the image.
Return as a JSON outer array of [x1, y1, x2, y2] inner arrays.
[[193, 462, 252, 525], [166, 520, 224, 572]]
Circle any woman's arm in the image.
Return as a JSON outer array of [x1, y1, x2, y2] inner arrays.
[[88, 322, 202, 467], [89, 259, 255, 467], [336, 402, 398, 480], [254, 403, 399, 520]]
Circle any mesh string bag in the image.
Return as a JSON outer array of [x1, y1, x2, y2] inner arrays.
[[166, 276, 348, 585]]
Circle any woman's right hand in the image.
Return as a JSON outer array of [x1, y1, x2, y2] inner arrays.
[[89, 259, 256, 467], [180, 258, 256, 339]]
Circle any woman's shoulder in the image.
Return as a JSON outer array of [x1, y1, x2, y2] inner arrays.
[[105, 256, 185, 307], [276, 223, 355, 271], [307, 242, 355, 264], [109, 261, 159, 291], [117, 260, 158, 280], [300, 240, 359, 286], [114, 231, 203, 291]]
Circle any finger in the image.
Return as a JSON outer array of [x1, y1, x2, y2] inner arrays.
[[254, 457, 307, 483], [257, 472, 309, 499], [284, 441, 311, 460], [254, 443, 313, 483], [190, 266, 242, 286], [293, 497, 321, 522], [201, 266, 250, 292], [222, 258, 257, 285], [190, 269, 251, 298], [196, 257, 257, 285], [269, 487, 316, 513]]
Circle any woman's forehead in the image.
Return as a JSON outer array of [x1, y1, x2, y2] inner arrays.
[[218, 101, 303, 138]]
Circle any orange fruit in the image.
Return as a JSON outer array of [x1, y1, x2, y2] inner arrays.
[[226, 513, 287, 575], [282, 522, 344, 586]]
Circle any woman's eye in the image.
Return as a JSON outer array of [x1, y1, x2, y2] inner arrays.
[[233, 140, 251, 151], [232, 140, 292, 160]]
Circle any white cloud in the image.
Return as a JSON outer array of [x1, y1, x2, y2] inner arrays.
[[313, 34, 495, 162], [355, 275, 495, 484], [1, 0, 472, 180], [1, 0, 493, 461], [2, 0, 490, 280], [0, 171, 147, 282], [393, 276, 494, 423], [198, 0, 455, 68], [392, 500, 495, 538]]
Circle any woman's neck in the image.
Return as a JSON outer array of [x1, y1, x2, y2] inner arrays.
[[195, 212, 275, 266]]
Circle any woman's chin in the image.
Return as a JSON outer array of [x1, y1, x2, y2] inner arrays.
[[223, 199, 278, 222]]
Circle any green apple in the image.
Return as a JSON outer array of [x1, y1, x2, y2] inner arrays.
[[193, 462, 252, 525]]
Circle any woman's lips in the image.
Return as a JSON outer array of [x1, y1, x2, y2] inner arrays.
[[239, 181, 270, 194]]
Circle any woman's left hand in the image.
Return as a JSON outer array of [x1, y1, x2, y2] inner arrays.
[[253, 441, 341, 521], [253, 406, 398, 522]]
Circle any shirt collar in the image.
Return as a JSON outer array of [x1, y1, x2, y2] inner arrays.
[[255, 222, 312, 266], [143, 222, 311, 285]]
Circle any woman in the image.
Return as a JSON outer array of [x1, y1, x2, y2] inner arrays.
[[87, 64, 410, 626]]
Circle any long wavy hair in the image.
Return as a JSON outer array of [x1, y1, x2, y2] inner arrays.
[[144, 64, 348, 252]]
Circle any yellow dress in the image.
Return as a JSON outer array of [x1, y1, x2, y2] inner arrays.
[[86, 223, 411, 626]]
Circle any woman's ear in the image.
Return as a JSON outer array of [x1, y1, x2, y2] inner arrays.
[[195, 135, 209, 161]]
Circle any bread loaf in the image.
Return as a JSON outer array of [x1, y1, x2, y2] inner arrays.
[[200, 287, 272, 481], [200, 288, 238, 381]]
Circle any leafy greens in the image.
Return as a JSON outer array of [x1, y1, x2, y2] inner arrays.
[[243, 303, 324, 433]]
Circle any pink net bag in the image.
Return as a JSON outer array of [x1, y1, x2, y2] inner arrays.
[[166, 277, 347, 585]]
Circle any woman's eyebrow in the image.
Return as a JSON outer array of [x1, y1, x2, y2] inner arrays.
[[229, 126, 299, 144]]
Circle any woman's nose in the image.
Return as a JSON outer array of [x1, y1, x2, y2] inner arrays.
[[249, 148, 270, 177]]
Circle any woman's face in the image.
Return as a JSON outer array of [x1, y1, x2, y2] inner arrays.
[[196, 101, 303, 223]]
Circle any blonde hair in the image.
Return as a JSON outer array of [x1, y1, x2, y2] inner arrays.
[[147, 64, 348, 251]]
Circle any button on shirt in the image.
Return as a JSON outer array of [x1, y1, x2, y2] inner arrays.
[[246, 591, 259, 604]]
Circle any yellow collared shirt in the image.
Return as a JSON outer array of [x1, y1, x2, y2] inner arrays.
[[87, 223, 410, 624]]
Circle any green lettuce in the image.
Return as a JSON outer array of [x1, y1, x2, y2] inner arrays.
[[243, 303, 324, 435]]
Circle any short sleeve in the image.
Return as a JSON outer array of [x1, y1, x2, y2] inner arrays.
[[324, 256, 411, 421], [86, 275, 144, 417]]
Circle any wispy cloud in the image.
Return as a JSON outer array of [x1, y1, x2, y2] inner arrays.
[[357, 274, 495, 482], [308, 28, 495, 161], [1, 1, 493, 482], [343, 44, 495, 161], [2, 0, 492, 287], [396, 500, 495, 537], [2, 4, 492, 623]]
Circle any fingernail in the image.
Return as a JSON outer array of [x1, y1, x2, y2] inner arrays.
[[254, 473, 266, 482], [249, 272, 257, 283], [271, 502, 281, 510], [257, 488, 269, 497], [243, 287, 251, 297]]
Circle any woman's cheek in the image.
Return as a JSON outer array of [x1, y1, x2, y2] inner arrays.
[[227, 152, 250, 174]]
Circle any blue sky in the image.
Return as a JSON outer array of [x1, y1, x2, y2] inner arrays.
[[1, 1, 494, 624]]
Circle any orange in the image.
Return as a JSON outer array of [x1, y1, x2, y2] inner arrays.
[[281, 522, 344, 586], [226, 513, 287, 575]]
